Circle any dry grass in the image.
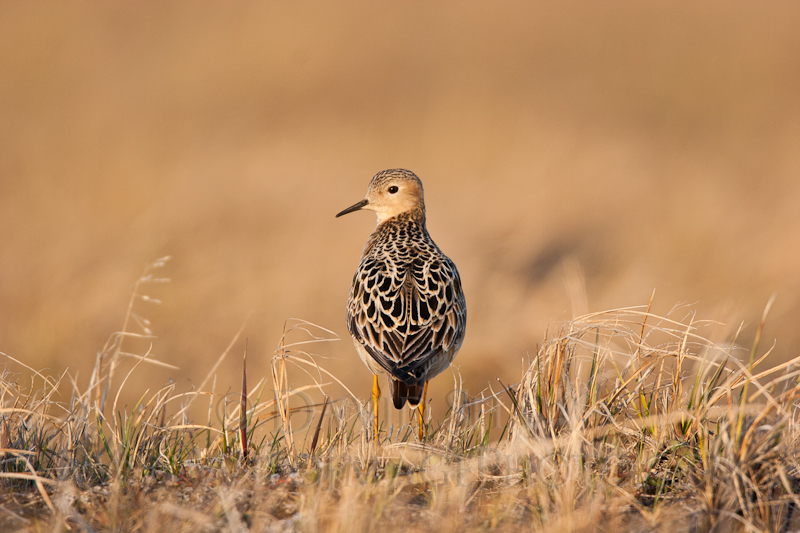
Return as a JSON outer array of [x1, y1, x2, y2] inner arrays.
[[2, 265, 799, 532]]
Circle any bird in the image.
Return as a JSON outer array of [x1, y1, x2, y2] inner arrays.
[[336, 169, 466, 441]]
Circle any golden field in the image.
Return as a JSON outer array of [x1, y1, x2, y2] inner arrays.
[[2, 2, 799, 416], [1, 3, 800, 530]]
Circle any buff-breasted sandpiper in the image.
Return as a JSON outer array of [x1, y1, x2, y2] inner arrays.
[[336, 169, 467, 440]]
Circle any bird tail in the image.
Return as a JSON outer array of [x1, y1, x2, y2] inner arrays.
[[391, 380, 424, 409]]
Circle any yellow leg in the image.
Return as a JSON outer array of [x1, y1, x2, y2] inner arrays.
[[417, 381, 429, 441], [372, 375, 381, 441]]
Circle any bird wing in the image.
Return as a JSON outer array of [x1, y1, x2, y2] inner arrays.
[[347, 253, 466, 385]]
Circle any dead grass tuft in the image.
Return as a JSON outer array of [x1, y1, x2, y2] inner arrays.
[[1, 277, 799, 532]]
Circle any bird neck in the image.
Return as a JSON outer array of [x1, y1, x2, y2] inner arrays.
[[363, 208, 428, 257], [376, 207, 426, 228]]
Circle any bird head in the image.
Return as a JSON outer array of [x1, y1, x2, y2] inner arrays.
[[336, 169, 425, 224]]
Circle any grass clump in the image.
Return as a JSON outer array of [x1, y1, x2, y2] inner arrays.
[[1, 265, 799, 532]]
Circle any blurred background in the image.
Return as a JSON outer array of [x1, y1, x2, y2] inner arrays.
[[1, 2, 799, 423]]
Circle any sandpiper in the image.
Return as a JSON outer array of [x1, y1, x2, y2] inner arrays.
[[336, 169, 467, 440]]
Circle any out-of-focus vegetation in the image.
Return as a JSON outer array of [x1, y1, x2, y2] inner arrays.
[[1, 1, 799, 423]]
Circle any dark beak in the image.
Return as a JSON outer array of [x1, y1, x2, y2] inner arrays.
[[336, 199, 369, 218]]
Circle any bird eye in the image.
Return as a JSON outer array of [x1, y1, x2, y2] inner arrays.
[[388, 186, 399, 194]]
